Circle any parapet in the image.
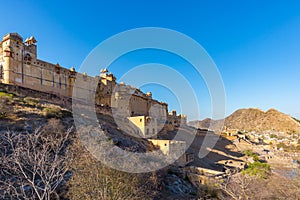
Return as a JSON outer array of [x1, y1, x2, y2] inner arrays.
[[2, 33, 23, 42], [24, 36, 37, 45]]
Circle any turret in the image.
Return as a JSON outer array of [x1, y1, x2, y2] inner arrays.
[[21, 36, 37, 66], [146, 92, 152, 98], [24, 36, 37, 60], [1, 33, 24, 84], [68, 66, 77, 96]]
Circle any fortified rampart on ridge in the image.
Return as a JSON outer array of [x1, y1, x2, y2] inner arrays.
[[0, 32, 192, 166], [0, 33, 176, 121]]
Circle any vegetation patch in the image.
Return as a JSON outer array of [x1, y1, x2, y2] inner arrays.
[[43, 107, 62, 118], [0, 110, 7, 119], [0, 125, 72, 199], [242, 161, 271, 179], [276, 142, 300, 152], [0, 96, 10, 119], [0, 91, 14, 98], [197, 184, 218, 199], [270, 134, 278, 138], [23, 97, 40, 107], [65, 138, 161, 200], [243, 149, 259, 161]]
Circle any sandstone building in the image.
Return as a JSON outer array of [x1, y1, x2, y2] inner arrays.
[[128, 116, 158, 138], [0, 32, 192, 165], [0, 33, 187, 134], [166, 110, 187, 131], [149, 139, 194, 166], [0, 33, 173, 120]]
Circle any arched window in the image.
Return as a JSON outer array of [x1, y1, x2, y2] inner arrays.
[[24, 53, 32, 61]]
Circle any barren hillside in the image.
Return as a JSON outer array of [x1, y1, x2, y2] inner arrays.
[[189, 108, 300, 133], [0, 89, 198, 199]]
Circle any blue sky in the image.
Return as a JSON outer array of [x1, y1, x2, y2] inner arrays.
[[1, 0, 300, 121]]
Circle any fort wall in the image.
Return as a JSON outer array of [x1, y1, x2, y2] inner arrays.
[[0, 33, 171, 120], [0, 82, 113, 116]]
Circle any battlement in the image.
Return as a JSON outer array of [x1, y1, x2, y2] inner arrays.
[[2, 33, 23, 42]]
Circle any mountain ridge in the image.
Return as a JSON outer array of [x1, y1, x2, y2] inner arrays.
[[189, 108, 300, 133]]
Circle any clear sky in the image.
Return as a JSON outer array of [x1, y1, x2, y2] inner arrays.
[[1, 0, 300, 121]]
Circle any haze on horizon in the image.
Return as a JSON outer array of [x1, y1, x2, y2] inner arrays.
[[1, 0, 299, 121]]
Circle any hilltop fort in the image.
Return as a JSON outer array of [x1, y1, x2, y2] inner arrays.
[[0, 33, 187, 131], [0, 32, 194, 167]]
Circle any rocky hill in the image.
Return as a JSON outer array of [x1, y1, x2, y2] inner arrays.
[[0, 89, 198, 199], [189, 108, 300, 133]]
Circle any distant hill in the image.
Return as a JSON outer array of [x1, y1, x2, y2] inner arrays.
[[188, 118, 213, 130], [189, 108, 300, 133]]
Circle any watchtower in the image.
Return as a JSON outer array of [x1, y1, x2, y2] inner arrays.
[[0, 33, 24, 84], [0, 33, 38, 85]]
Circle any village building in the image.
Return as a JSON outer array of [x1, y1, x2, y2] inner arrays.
[[216, 159, 246, 173], [149, 139, 194, 166], [128, 116, 158, 138], [184, 166, 225, 186], [166, 110, 187, 131]]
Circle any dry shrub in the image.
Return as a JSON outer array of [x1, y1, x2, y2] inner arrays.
[[65, 137, 162, 200], [0, 127, 72, 200], [42, 107, 62, 118]]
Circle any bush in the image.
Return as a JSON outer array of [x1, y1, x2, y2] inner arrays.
[[43, 107, 62, 118], [197, 184, 218, 199], [243, 162, 271, 179], [65, 138, 161, 200], [0, 128, 72, 199], [243, 149, 259, 161], [0, 111, 7, 119], [253, 154, 259, 162], [0, 91, 14, 98], [0, 97, 9, 119], [276, 142, 287, 150], [243, 149, 255, 157], [23, 97, 39, 107]]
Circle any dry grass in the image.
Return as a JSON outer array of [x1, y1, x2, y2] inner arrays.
[[65, 137, 162, 200]]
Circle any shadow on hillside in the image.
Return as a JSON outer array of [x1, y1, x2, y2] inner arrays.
[[160, 127, 244, 171]]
